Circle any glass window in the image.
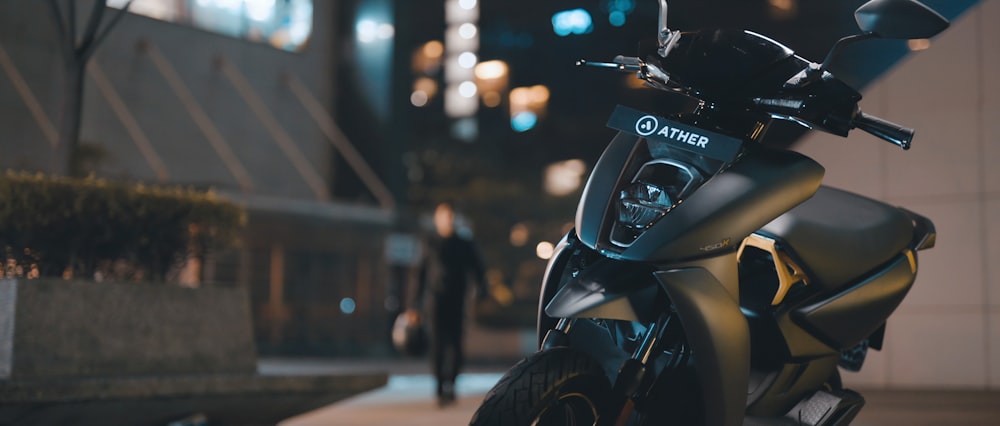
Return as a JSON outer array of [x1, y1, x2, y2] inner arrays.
[[108, 0, 313, 52]]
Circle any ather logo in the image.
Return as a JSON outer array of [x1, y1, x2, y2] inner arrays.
[[655, 125, 710, 148], [609, 105, 742, 162], [635, 115, 659, 136], [634, 115, 709, 148]]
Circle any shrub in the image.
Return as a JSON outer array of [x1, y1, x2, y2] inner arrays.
[[0, 171, 245, 282]]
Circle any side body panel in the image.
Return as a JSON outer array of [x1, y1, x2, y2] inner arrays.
[[654, 259, 748, 426], [793, 252, 917, 350]]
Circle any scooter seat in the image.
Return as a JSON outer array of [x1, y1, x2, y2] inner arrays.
[[759, 185, 913, 290]]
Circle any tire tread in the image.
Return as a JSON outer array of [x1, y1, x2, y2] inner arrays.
[[470, 347, 609, 426]]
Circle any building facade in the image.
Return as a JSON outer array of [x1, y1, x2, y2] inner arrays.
[[0, 0, 398, 357]]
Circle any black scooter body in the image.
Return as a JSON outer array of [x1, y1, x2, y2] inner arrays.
[[486, 2, 947, 425], [541, 179, 935, 424]]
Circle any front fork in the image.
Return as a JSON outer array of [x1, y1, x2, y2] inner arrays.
[[539, 233, 748, 426], [540, 264, 748, 426], [541, 314, 672, 426], [540, 317, 575, 350]]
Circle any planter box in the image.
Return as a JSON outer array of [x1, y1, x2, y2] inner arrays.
[[0, 278, 257, 380], [0, 278, 389, 425]]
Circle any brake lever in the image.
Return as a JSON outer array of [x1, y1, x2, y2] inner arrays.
[[576, 57, 642, 72]]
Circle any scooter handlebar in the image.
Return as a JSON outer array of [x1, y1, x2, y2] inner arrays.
[[853, 111, 914, 150]]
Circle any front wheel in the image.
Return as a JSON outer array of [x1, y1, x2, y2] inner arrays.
[[470, 347, 614, 426]]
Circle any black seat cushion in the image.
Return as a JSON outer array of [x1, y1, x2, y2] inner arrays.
[[760, 186, 913, 289]]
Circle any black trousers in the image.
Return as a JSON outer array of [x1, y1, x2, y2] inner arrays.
[[430, 297, 465, 394]]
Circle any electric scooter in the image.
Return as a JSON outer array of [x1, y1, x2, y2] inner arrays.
[[470, 1, 947, 425]]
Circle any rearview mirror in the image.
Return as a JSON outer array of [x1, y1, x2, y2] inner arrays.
[[855, 0, 950, 39]]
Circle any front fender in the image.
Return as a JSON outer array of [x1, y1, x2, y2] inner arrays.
[[654, 268, 749, 426], [537, 232, 576, 347], [544, 258, 659, 323]]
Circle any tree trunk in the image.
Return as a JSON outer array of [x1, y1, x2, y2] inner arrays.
[[61, 60, 85, 176], [47, 0, 131, 176]]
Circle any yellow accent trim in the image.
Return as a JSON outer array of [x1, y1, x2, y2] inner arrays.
[[749, 121, 767, 141], [905, 250, 917, 273], [737, 233, 810, 306]]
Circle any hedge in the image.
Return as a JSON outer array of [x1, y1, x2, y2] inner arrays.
[[0, 171, 245, 283]]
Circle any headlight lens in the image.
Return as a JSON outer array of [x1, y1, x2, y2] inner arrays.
[[618, 183, 672, 230], [609, 159, 703, 247]]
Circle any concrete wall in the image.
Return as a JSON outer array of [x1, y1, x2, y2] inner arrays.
[[794, 0, 998, 389], [0, 278, 257, 379]]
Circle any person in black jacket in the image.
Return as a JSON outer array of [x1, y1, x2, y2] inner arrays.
[[417, 202, 488, 407]]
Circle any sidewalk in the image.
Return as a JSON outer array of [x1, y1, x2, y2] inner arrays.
[[261, 358, 1000, 426], [260, 357, 506, 426], [279, 373, 499, 426]]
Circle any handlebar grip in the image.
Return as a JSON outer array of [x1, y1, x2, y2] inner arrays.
[[853, 112, 914, 150]]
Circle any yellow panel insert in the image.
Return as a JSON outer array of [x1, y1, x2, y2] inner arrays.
[[737, 233, 810, 306]]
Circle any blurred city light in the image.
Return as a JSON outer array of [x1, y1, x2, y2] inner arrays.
[[286, 2, 313, 46], [768, 0, 795, 11], [474, 60, 508, 108], [244, 0, 275, 21], [458, 81, 478, 97], [423, 40, 444, 58], [767, 0, 798, 19], [196, 0, 240, 10], [412, 41, 444, 74], [609, 11, 626, 26], [509, 85, 550, 116], [445, 24, 479, 52], [511, 111, 538, 132], [536, 241, 555, 260], [410, 91, 429, 107], [446, 0, 479, 24], [510, 85, 550, 107], [445, 0, 480, 119], [552, 9, 593, 36], [445, 84, 478, 117], [452, 117, 479, 142], [908, 39, 931, 51], [357, 20, 393, 43], [608, 0, 635, 11], [376, 23, 395, 39], [446, 55, 475, 83], [414, 77, 438, 97], [459, 23, 478, 39], [482, 91, 502, 108], [356, 20, 378, 43], [458, 51, 478, 69], [340, 298, 357, 314], [509, 223, 529, 247], [605, 0, 635, 27], [509, 85, 548, 131], [474, 60, 508, 80], [544, 159, 587, 196]]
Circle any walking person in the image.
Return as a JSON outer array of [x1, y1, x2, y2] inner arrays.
[[417, 202, 489, 407]]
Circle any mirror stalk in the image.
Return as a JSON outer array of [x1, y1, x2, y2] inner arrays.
[[818, 32, 878, 72], [656, 0, 683, 58], [657, 0, 669, 47]]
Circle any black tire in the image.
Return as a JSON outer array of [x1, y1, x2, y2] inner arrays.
[[470, 347, 614, 426]]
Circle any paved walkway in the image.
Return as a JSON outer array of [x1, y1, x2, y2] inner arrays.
[[263, 358, 1000, 426], [262, 358, 502, 426], [279, 373, 498, 426]]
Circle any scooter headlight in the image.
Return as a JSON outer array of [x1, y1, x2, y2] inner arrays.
[[618, 183, 672, 230], [610, 159, 703, 247]]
